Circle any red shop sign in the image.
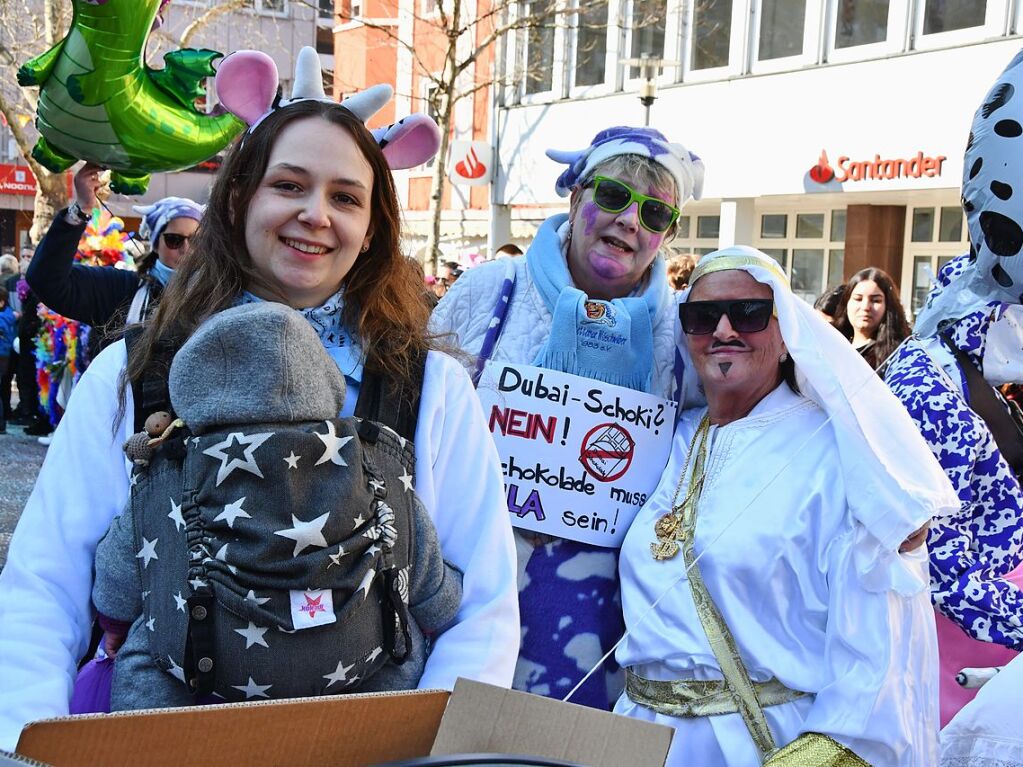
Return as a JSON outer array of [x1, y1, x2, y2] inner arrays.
[[0, 163, 37, 196]]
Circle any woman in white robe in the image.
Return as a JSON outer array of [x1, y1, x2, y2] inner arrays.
[[614, 246, 958, 766]]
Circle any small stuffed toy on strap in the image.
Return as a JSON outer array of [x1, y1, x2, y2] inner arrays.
[[214, 46, 440, 169]]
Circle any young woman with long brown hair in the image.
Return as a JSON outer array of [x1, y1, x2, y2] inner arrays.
[[0, 49, 518, 746], [832, 267, 911, 370]]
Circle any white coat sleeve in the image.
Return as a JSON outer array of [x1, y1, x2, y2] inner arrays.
[[0, 341, 131, 751], [412, 351, 519, 690], [800, 527, 940, 767]]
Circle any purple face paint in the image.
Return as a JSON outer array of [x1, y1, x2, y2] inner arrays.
[[580, 201, 601, 235], [589, 256, 630, 281], [718, 361, 732, 376]]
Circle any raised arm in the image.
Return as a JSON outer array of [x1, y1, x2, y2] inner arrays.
[[26, 163, 141, 328]]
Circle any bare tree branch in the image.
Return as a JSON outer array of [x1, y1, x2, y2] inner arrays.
[[178, 0, 250, 48]]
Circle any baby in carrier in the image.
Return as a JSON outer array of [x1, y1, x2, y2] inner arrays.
[[92, 302, 462, 709]]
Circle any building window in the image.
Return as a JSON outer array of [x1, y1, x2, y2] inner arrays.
[[574, 0, 608, 88], [628, 0, 667, 78], [795, 213, 824, 239], [316, 26, 334, 54], [697, 215, 720, 239], [244, 0, 287, 13], [760, 249, 789, 271], [835, 0, 889, 48], [938, 206, 964, 242], [692, 0, 732, 70], [911, 255, 956, 316], [318, 0, 333, 18], [923, 0, 986, 34], [828, 249, 845, 286], [911, 207, 935, 242], [902, 203, 968, 317], [830, 210, 846, 241], [758, 0, 806, 61], [523, 0, 556, 95], [671, 211, 719, 254], [756, 208, 845, 304], [761, 213, 787, 238], [791, 248, 825, 303]]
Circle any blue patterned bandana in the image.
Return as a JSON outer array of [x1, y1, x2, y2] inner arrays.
[[545, 126, 705, 204]]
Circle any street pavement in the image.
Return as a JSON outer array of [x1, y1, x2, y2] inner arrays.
[[0, 424, 47, 569]]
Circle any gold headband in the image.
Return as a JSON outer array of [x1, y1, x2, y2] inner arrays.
[[688, 254, 790, 289]]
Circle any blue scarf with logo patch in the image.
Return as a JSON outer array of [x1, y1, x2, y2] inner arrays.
[[527, 214, 668, 393]]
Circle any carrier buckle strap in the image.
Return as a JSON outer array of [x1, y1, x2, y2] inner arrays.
[[185, 590, 216, 696], [625, 669, 809, 719], [382, 568, 412, 664]]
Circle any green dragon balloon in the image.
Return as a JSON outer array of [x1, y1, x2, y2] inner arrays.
[[17, 0, 244, 195]]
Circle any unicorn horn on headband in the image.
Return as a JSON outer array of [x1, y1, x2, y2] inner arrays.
[[214, 46, 440, 169]]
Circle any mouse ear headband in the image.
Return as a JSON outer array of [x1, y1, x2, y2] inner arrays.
[[214, 46, 440, 169]]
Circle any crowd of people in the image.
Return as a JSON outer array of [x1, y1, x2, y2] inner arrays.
[[0, 42, 1021, 767]]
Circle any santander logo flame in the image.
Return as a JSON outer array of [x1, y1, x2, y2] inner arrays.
[[809, 150, 835, 184], [455, 147, 487, 180]]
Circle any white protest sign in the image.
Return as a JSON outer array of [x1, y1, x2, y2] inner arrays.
[[476, 362, 677, 548]]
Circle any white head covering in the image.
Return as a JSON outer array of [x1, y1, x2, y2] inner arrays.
[[915, 48, 1023, 337], [682, 246, 959, 557]]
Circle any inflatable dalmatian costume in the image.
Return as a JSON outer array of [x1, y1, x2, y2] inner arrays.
[[884, 48, 1023, 729]]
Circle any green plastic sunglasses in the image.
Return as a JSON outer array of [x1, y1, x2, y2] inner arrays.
[[586, 175, 681, 233]]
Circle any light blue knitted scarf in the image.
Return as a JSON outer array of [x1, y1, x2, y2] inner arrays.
[[526, 214, 668, 393]]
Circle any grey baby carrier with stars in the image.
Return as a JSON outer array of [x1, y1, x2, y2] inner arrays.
[[94, 302, 460, 706]]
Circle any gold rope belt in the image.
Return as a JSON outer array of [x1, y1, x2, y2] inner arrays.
[[626, 668, 809, 719]]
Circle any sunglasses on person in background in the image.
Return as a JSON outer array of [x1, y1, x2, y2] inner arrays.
[[679, 299, 775, 335], [586, 176, 681, 233], [160, 232, 192, 250]]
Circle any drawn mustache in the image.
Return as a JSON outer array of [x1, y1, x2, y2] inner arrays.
[[710, 339, 746, 350]]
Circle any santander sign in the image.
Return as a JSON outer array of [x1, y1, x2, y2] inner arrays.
[[810, 149, 946, 184]]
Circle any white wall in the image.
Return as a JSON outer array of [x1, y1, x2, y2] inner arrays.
[[496, 38, 1023, 206]]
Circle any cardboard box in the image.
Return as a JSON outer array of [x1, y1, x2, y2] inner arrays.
[[16, 679, 673, 767]]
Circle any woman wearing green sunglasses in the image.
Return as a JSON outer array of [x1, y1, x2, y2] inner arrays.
[[431, 126, 704, 712]]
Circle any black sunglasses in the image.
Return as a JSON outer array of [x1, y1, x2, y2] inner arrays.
[[679, 299, 775, 335], [160, 232, 192, 250], [587, 176, 680, 233]]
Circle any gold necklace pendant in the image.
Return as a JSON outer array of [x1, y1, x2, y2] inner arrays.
[[650, 414, 711, 562], [654, 510, 682, 540], [650, 539, 680, 560]]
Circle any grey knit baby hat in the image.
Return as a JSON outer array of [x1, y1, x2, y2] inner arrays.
[[169, 302, 346, 433]]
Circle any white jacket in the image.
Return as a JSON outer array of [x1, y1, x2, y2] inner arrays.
[[431, 255, 679, 399], [0, 341, 519, 750]]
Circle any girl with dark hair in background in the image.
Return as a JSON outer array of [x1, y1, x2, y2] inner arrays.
[[832, 267, 911, 370]]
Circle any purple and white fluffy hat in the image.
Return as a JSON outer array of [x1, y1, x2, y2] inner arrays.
[[546, 126, 705, 204], [214, 46, 440, 170]]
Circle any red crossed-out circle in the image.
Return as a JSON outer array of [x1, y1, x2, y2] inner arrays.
[[579, 422, 635, 483]]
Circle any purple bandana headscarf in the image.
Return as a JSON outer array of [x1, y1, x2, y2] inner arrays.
[[132, 197, 204, 246], [546, 126, 705, 204]]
